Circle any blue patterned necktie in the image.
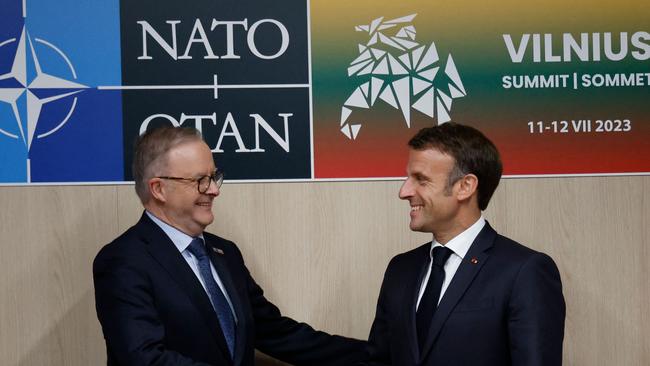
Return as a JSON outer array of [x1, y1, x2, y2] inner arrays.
[[187, 237, 236, 357]]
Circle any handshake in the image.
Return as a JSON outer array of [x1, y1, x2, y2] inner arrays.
[[93, 123, 565, 366]]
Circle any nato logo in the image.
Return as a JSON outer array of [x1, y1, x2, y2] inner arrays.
[[0, 0, 123, 183]]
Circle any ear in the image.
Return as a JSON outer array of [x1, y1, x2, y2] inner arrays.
[[148, 178, 168, 203], [455, 173, 478, 202]]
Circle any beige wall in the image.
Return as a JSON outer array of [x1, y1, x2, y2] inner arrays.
[[1, 177, 648, 365]]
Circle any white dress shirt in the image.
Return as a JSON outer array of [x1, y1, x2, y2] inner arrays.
[[416, 216, 486, 309], [146, 211, 238, 321]]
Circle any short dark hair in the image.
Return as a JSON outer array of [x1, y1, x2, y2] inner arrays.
[[408, 122, 502, 210], [132, 126, 204, 203]]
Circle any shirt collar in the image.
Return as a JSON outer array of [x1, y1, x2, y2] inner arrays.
[[431, 216, 486, 259], [146, 211, 204, 253]]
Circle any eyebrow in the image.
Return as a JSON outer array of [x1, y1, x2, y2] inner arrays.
[[412, 172, 428, 180], [190, 170, 216, 178]]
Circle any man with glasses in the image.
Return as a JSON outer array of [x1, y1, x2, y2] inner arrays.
[[363, 123, 565, 365], [93, 126, 365, 366]]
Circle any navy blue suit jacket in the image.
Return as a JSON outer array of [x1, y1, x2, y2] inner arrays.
[[364, 222, 565, 366], [93, 213, 365, 366]]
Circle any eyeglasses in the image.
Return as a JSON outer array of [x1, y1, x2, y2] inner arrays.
[[157, 170, 224, 193]]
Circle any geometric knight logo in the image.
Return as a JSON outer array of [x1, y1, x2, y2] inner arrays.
[[340, 14, 466, 140]]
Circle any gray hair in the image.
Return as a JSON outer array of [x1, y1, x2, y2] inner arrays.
[[132, 126, 204, 203]]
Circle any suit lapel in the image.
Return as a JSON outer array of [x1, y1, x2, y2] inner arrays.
[[204, 238, 247, 366], [419, 223, 497, 362], [406, 244, 433, 362], [136, 214, 233, 361]]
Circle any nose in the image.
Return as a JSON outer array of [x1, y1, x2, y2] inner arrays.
[[205, 178, 220, 197], [398, 178, 412, 200]]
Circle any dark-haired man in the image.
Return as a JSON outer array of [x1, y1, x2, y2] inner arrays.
[[93, 126, 365, 365], [364, 123, 565, 365]]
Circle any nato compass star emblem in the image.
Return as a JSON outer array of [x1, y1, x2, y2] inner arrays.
[[340, 14, 467, 140], [0, 25, 88, 152]]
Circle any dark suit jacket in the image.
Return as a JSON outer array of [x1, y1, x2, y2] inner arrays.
[[94, 213, 365, 366], [364, 222, 565, 366]]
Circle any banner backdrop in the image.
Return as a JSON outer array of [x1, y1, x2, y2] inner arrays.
[[312, 0, 650, 178], [1, 0, 648, 184]]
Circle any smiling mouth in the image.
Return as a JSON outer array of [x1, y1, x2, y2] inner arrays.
[[196, 202, 212, 207], [410, 205, 423, 212]]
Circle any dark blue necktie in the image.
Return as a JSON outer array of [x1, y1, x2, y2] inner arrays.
[[187, 238, 236, 357], [416, 246, 453, 351]]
